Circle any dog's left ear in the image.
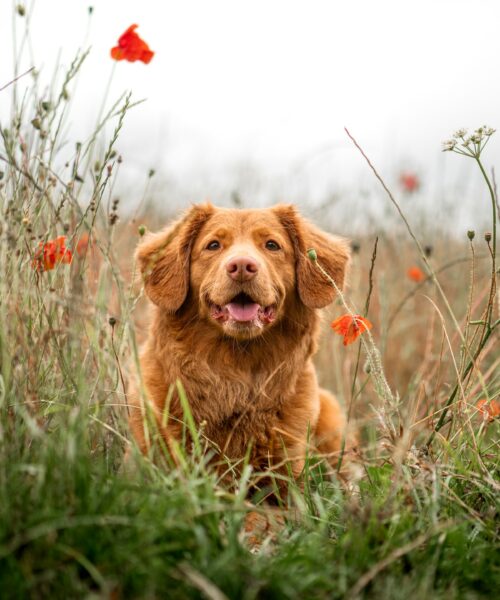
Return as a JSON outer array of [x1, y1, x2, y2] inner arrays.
[[274, 204, 350, 309], [136, 203, 214, 311]]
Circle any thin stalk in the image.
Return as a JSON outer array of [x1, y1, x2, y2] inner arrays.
[[345, 128, 465, 344]]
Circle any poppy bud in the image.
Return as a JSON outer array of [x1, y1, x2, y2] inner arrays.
[[109, 317, 117, 327], [307, 248, 317, 261], [41, 101, 51, 112], [31, 118, 41, 130], [467, 230, 475, 240], [148, 168, 155, 178], [138, 225, 146, 236], [484, 232, 492, 243], [16, 4, 25, 16], [424, 245, 433, 258], [351, 241, 360, 254]]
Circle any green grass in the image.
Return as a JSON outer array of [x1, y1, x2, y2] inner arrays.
[[1, 400, 498, 598], [1, 7, 499, 598]]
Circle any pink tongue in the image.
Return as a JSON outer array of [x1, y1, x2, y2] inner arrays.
[[226, 302, 260, 322]]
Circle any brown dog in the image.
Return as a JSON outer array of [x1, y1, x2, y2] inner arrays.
[[128, 203, 351, 487]]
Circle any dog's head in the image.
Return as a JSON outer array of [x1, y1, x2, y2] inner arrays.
[[137, 203, 350, 339]]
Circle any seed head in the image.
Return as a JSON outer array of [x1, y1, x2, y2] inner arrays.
[[424, 245, 433, 258], [307, 248, 317, 261], [16, 4, 25, 16], [467, 230, 475, 240], [442, 140, 456, 152], [108, 316, 117, 327], [484, 232, 492, 243]]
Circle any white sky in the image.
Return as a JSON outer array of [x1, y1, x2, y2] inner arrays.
[[1, 0, 500, 231]]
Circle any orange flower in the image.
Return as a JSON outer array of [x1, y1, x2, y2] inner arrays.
[[400, 172, 420, 193], [111, 24, 154, 64], [331, 314, 372, 346], [476, 399, 500, 422], [407, 266, 425, 283], [32, 236, 73, 272]]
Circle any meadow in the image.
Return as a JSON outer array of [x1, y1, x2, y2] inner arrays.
[[0, 8, 499, 599]]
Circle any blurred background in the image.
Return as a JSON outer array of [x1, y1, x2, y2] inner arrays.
[[2, 0, 500, 235]]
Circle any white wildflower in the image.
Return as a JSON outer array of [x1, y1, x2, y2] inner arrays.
[[442, 139, 456, 151]]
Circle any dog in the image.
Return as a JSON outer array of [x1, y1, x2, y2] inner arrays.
[[127, 203, 351, 490]]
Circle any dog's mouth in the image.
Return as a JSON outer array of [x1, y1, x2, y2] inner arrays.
[[208, 292, 276, 326]]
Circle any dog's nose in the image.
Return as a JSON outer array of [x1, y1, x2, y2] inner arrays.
[[226, 256, 259, 281]]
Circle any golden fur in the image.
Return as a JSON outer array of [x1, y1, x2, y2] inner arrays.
[[127, 203, 351, 485]]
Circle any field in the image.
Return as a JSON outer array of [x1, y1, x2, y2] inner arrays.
[[0, 8, 499, 600]]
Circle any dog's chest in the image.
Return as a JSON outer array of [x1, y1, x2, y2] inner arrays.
[[182, 371, 292, 454]]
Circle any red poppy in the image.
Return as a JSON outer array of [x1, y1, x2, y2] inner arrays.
[[407, 266, 425, 283], [33, 236, 73, 272], [331, 314, 372, 346], [111, 24, 154, 64], [400, 172, 420, 193], [476, 399, 500, 422]]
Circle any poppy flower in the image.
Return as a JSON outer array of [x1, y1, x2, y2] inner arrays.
[[110, 24, 154, 64], [331, 314, 372, 346], [407, 266, 425, 283], [400, 172, 420, 193], [32, 236, 73, 272], [476, 399, 500, 422]]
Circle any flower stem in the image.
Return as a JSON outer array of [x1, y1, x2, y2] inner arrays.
[[474, 156, 497, 327]]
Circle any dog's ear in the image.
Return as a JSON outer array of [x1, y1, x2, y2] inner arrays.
[[136, 203, 215, 311], [274, 204, 350, 309]]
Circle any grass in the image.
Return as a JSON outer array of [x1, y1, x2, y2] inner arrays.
[[0, 6, 499, 599]]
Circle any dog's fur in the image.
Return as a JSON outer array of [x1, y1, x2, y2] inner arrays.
[[127, 203, 351, 483]]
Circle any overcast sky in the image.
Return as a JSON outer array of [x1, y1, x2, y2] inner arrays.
[[2, 0, 500, 231]]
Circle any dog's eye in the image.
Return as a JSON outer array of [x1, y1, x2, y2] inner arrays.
[[265, 240, 281, 251], [206, 240, 221, 251]]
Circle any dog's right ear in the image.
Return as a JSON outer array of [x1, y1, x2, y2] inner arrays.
[[136, 203, 214, 311]]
